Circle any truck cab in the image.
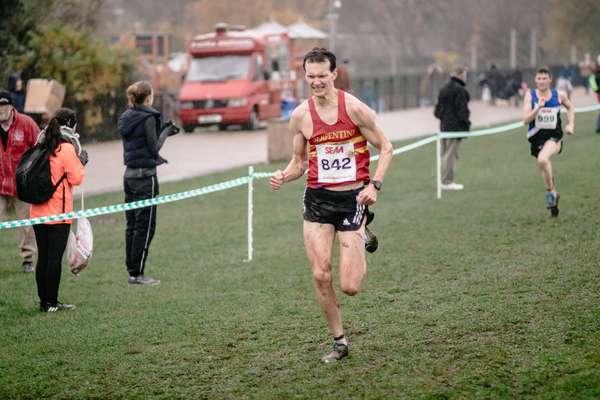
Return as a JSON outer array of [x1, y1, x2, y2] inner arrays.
[[178, 24, 289, 132]]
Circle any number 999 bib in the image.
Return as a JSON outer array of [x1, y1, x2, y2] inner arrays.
[[535, 107, 559, 130]]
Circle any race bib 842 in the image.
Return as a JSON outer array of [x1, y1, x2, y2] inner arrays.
[[316, 142, 356, 183]]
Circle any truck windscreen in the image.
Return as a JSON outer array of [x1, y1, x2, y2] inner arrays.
[[186, 55, 251, 82]]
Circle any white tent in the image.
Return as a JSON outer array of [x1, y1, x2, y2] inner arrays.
[[253, 20, 288, 35], [287, 21, 327, 39]]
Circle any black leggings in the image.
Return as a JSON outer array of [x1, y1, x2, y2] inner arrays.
[[124, 175, 159, 277], [33, 223, 70, 306]]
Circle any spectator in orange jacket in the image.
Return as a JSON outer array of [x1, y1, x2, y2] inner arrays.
[[30, 108, 86, 312], [0, 90, 39, 272]]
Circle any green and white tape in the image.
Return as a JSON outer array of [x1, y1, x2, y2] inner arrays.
[[574, 104, 600, 113], [370, 135, 437, 161], [439, 121, 524, 139], [2, 103, 598, 230], [252, 172, 275, 179], [0, 176, 249, 230], [0, 135, 434, 230], [440, 103, 600, 139]]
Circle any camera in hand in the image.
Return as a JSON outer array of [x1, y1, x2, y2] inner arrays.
[[79, 149, 89, 165], [165, 120, 181, 136]]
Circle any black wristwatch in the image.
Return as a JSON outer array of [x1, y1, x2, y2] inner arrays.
[[371, 180, 382, 191]]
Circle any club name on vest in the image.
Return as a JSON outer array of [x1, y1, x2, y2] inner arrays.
[[310, 129, 357, 144]]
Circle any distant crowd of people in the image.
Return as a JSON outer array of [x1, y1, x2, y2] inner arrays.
[[478, 64, 523, 105]]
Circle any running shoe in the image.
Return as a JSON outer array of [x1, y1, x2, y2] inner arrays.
[[545, 191, 555, 209], [364, 211, 378, 253], [550, 192, 560, 217], [55, 302, 76, 311], [128, 275, 160, 285], [365, 226, 378, 253], [441, 182, 464, 190], [40, 302, 75, 312], [320, 342, 349, 364], [22, 261, 34, 273]]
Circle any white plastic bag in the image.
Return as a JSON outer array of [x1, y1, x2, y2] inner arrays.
[[67, 192, 93, 276]]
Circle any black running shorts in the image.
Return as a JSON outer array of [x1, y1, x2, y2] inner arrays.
[[303, 187, 370, 232], [528, 129, 563, 158]]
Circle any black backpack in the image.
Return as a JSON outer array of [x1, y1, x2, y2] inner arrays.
[[16, 145, 66, 204]]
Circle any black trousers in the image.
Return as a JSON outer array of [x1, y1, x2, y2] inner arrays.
[[124, 175, 159, 277], [33, 223, 70, 306]]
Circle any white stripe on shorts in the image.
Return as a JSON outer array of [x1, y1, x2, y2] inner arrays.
[[353, 204, 365, 225]]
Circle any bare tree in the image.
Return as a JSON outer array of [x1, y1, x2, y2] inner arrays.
[[93, 0, 599, 76]]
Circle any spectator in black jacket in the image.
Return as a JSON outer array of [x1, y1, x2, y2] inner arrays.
[[434, 66, 471, 190], [118, 81, 179, 285]]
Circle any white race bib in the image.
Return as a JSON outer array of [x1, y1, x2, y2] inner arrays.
[[535, 107, 559, 130], [316, 143, 356, 183]]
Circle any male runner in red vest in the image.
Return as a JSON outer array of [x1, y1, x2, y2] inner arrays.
[[270, 48, 393, 363]]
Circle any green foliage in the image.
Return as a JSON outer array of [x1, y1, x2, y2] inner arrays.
[[20, 24, 133, 103], [0, 0, 52, 86], [0, 1, 133, 141], [0, 113, 599, 398], [18, 24, 134, 141]]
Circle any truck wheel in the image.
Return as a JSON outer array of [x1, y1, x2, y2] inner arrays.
[[218, 124, 228, 131], [183, 125, 195, 133], [245, 108, 259, 131]]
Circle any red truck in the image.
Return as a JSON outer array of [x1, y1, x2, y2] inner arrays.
[[178, 24, 291, 132]]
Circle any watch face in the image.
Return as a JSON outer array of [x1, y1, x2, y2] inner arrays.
[[373, 180, 382, 191]]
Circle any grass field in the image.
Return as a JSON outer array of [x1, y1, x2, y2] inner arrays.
[[1, 113, 599, 399]]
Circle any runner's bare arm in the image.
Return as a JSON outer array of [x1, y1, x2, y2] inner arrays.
[[270, 107, 308, 190], [558, 91, 575, 135], [347, 98, 393, 205], [523, 90, 544, 124]]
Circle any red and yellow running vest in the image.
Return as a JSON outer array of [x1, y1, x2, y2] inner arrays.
[[307, 90, 370, 188]]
